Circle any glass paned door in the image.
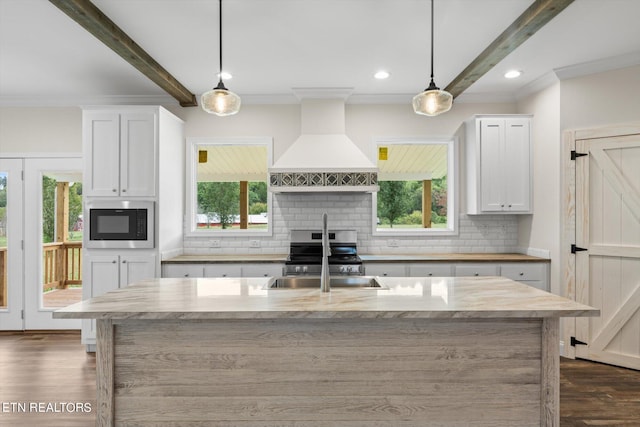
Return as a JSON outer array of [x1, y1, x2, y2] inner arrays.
[[0, 159, 24, 330], [24, 158, 82, 330]]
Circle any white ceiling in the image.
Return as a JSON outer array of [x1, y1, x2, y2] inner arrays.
[[1, 0, 640, 107]]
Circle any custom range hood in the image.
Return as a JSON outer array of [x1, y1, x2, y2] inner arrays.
[[269, 89, 378, 192]]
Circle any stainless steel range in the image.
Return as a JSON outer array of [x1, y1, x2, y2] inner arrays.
[[285, 229, 363, 276]]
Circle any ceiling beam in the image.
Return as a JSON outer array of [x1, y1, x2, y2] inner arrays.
[[49, 0, 197, 107], [445, 0, 575, 98]]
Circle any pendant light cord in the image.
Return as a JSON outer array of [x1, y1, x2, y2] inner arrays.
[[430, 0, 434, 82], [218, 0, 223, 86]]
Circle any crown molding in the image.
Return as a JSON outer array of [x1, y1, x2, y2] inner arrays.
[[554, 51, 640, 81], [291, 87, 354, 100]]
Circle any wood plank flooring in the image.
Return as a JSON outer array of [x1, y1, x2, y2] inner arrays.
[[0, 331, 95, 427], [0, 331, 638, 426], [560, 357, 640, 426]]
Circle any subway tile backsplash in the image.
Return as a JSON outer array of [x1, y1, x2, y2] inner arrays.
[[182, 193, 518, 255]]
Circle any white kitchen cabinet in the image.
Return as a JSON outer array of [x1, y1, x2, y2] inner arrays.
[[500, 262, 549, 291], [454, 264, 499, 277], [162, 263, 205, 278], [241, 263, 284, 278], [83, 111, 156, 197], [204, 264, 242, 278], [364, 263, 407, 277], [82, 252, 157, 347], [408, 263, 454, 277], [465, 115, 532, 214]]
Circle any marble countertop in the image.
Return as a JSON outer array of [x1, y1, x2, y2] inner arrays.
[[54, 276, 597, 320], [162, 253, 548, 263], [359, 253, 549, 262], [163, 254, 288, 263]]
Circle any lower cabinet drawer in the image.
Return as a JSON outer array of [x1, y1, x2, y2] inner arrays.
[[365, 264, 407, 277], [500, 263, 545, 281], [454, 264, 499, 277], [408, 263, 454, 277], [204, 264, 242, 278], [162, 264, 204, 278]]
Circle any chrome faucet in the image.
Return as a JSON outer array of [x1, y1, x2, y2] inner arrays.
[[320, 212, 331, 292]]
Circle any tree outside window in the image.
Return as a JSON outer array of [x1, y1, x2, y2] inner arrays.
[[189, 140, 272, 234], [374, 139, 455, 234]]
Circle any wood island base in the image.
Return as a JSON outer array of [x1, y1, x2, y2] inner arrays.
[[96, 317, 559, 426]]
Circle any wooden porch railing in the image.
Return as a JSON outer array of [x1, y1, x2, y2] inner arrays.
[[0, 242, 82, 305], [42, 241, 82, 291]]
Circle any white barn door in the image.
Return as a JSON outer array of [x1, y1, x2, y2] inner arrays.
[[575, 133, 640, 370]]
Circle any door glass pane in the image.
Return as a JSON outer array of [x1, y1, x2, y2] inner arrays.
[[0, 172, 7, 309], [41, 172, 83, 309]]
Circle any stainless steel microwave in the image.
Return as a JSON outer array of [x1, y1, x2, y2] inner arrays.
[[86, 200, 154, 249]]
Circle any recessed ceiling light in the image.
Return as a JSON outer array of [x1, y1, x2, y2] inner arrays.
[[374, 70, 390, 80], [504, 70, 522, 79], [218, 71, 233, 80]]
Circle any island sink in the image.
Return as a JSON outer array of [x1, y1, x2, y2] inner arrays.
[[266, 275, 387, 289]]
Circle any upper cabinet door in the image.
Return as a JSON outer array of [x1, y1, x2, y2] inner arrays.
[[479, 119, 506, 212], [120, 112, 157, 197], [83, 111, 157, 197], [84, 112, 120, 197], [503, 118, 531, 212], [466, 115, 532, 215]]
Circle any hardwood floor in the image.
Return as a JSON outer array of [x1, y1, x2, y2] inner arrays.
[[0, 331, 638, 426], [0, 331, 95, 427], [560, 357, 640, 426]]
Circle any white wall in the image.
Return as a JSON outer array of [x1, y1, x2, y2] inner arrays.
[[560, 64, 640, 130], [0, 107, 82, 153], [517, 82, 561, 294]]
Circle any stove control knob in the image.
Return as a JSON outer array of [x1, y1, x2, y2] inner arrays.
[[339, 266, 347, 274], [351, 266, 359, 274], [302, 266, 308, 274], [295, 266, 301, 274]]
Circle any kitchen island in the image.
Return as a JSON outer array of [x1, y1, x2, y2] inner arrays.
[[55, 276, 597, 427]]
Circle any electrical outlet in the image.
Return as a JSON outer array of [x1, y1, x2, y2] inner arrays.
[[387, 239, 399, 247], [210, 239, 221, 248], [249, 240, 261, 248]]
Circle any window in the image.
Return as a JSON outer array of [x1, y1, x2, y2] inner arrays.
[[186, 138, 273, 236], [372, 138, 457, 235]]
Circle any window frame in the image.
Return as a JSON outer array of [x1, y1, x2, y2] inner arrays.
[[185, 137, 273, 237], [371, 137, 458, 237]]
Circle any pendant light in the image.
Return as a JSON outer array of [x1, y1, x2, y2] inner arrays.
[[412, 0, 452, 117], [201, 0, 241, 116]]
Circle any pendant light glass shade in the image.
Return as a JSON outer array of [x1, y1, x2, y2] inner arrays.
[[412, 80, 453, 116], [201, 82, 241, 116], [413, 0, 452, 117], [202, 0, 240, 116]]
